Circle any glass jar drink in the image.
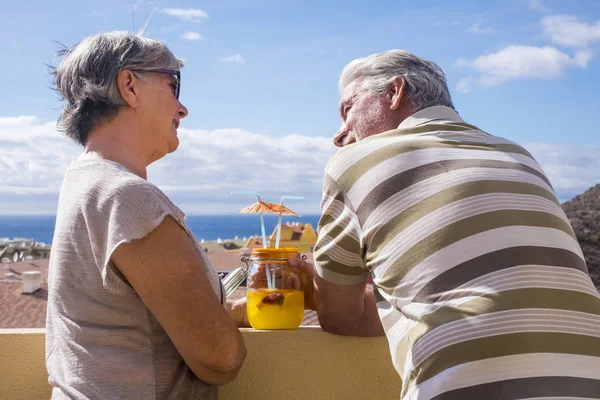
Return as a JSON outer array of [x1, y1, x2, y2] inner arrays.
[[245, 248, 304, 330]]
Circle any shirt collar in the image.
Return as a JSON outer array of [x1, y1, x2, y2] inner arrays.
[[397, 106, 464, 130]]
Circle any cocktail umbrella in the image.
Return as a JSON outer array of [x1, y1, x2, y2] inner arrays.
[[234, 193, 280, 289], [240, 201, 279, 215], [232, 191, 271, 249], [271, 204, 301, 217], [239, 201, 300, 246], [239, 200, 280, 249], [232, 191, 304, 288]]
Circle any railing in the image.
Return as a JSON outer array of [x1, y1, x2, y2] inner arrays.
[[0, 327, 401, 399]]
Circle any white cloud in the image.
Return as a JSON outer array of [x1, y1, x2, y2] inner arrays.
[[455, 45, 590, 90], [0, 116, 597, 213], [222, 54, 246, 64], [0, 116, 80, 201], [162, 8, 209, 23], [525, 143, 600, 202], [456, 77, 473, 93], [529, 0, 549, 13], [0, 116, 336, 215], [467, 20, 492, 34], [542, 15, 600, 48], [182, 31, 203, 41]]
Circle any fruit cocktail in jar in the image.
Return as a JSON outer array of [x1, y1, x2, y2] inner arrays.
[[245, 248, 304, 330]]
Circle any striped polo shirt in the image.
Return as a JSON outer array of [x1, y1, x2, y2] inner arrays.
[[314, 106, 600, 399]]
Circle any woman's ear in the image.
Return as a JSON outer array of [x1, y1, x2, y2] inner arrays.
[[117, 69, 141, 108]]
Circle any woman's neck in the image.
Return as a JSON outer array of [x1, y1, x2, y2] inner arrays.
[[84, 120, 149, 180]]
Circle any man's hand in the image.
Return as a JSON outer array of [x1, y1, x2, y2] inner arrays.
[[246, 258, 317, 311], [287, 258, 317, 310]]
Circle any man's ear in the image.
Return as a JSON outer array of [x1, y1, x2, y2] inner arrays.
[[117, 69, 141, 108], [387, 76, 406, 111]]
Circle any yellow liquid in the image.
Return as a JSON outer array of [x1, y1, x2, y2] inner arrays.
[[246, 289, 304, 330]]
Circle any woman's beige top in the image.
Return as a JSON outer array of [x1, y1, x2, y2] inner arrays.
[[46, 153, 223, 399]]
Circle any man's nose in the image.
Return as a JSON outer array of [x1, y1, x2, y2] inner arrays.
[[333, 125, 347, 148]]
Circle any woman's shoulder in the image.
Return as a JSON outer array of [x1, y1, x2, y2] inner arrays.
[[67, 154, 156, 194], [64, 154, 182, 217]]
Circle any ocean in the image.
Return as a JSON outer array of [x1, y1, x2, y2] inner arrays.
[[0, 214, 322, 245]]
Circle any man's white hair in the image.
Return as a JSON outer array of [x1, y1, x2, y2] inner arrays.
[[339, 49, 454, 112]]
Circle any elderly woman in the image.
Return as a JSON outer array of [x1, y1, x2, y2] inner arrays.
[[46, 31, 247, 399]]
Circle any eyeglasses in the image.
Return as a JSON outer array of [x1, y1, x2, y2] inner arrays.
[[132, 69, 181, 100]]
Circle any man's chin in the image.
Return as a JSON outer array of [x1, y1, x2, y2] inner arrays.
[[341, 135, 357, 147]]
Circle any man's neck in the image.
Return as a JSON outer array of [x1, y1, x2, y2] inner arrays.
[[390, 103, 416, 129]]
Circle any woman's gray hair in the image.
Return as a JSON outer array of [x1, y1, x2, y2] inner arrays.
[[339, 50, 454, 112], [52, 31, 183, 145]]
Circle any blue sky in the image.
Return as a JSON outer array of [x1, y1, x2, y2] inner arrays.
[[0, 0, 599, 215]]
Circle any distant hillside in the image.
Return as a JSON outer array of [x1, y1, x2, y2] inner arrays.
[[562, 184, 600, 291]]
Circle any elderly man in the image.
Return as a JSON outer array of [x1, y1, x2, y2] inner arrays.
[[307, 50, 600, 399]]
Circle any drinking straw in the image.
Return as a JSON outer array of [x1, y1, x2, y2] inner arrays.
[[274, 196, 303, 289], [275, 196, 304, 249], [258, 213, 274, 289]]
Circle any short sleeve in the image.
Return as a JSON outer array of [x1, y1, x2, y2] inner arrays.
[[84, 178, 185, 295], [313, 173, 369, 285]]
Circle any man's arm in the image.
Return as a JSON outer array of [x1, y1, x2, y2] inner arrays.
[[314, 274, 384, 337], [311, 173, 384, 337]]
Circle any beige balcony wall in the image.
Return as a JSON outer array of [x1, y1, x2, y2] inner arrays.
[[0, 327, 401, 399]]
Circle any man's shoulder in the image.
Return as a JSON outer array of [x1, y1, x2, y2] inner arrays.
[[324, 130, 450, 182], [326, 131, 429, 164], [323, 125, 544, 203]]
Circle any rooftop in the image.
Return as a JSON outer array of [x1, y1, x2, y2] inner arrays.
[[0, 258, 49, 282], [0, 253, 319, 329], [0, 282, 47, 329]]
